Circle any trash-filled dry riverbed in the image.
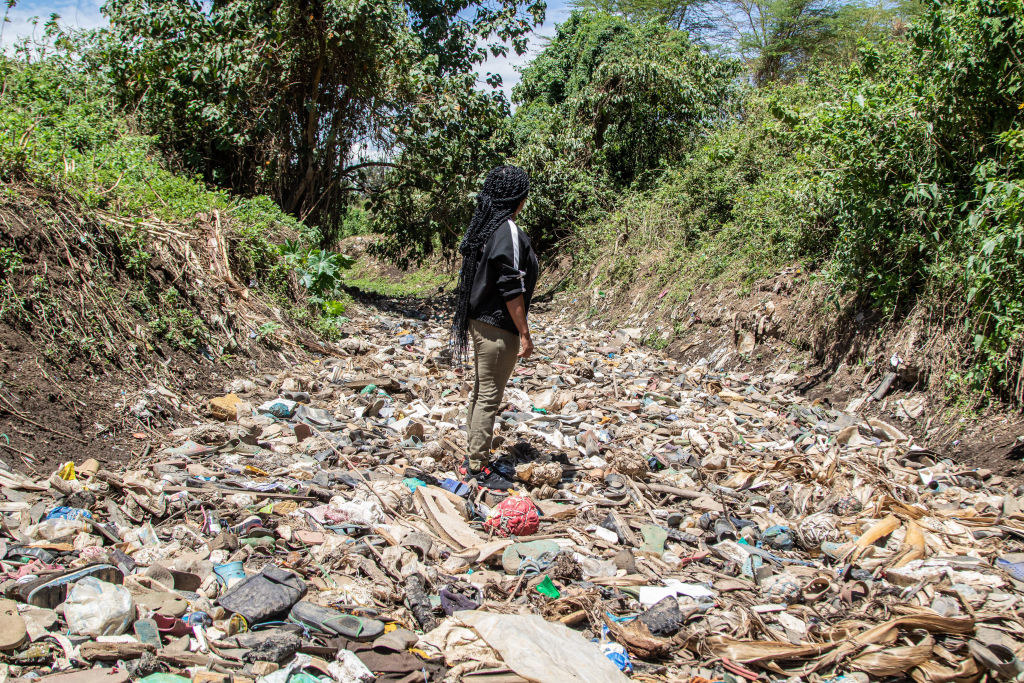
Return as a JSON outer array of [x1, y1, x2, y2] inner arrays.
[[0, 300, 1020, 682]]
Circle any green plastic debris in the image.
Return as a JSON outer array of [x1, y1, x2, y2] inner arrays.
[[360, 384, 378, 395], [402, 477, 426, 491], [535, 575, 560, 599], [530, 406, 548, 414], [139, 675, 191, 683], [639, 524, 668, 556]]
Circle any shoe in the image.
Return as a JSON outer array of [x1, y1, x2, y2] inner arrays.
[[968, 639, 1024, 679], [477, 466, 514, 491]]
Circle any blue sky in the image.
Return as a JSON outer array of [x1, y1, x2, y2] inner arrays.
[[0, 0, 572, 95]]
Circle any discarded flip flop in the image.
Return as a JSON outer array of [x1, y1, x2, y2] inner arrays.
[[288, 601, 384, 641], [604, 473, 628, 500], [439, 584, 482, 615], [214, 561, 246, 588], [18, 564, 124, 609], [821, 541, 854, 561], [761, 525, 795, 551], [639, 524, 669, 556], [996, 557, 1024, 582], [399, 532, 435, 561], [802, 577, 832, 603], [153, 613, 191, 637], [134, 591, 190, 618], [0, 599, 28, 651], [133, 618, 162, 649], [638, 596, 686, 637], [968, 639, 1024, 680], [713, 517, 736, 543], [501, 540, 561, 575], [841, 580, 869, 605]]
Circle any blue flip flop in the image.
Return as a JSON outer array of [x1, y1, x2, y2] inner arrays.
[[997, 557, 1024, 582]]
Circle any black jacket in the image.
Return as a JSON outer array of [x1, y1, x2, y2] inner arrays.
[[468, 219, 539, 334]]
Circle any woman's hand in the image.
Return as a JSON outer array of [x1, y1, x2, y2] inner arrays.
[[518, 333, 534, 359], [506, 294, 533, 359]]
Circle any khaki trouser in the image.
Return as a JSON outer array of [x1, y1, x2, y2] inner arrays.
[[466, 319, 520, 471]]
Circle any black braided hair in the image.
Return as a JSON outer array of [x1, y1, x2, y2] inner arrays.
[[449, 165, 530, 365]]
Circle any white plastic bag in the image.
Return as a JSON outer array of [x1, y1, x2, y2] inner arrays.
[[328, 649, 374, 682], [23, 518, 89, 542], [64, 577, 134, 636], [458, 610, 629, 682]]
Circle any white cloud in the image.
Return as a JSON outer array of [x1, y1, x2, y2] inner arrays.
[[473, 0, 571, 99]]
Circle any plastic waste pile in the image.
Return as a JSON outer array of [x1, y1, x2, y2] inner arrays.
[[1, 302, 1023, 682]]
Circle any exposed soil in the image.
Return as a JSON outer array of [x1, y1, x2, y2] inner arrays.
[[0, 322, 291, 475], [0, 185, 335, 474]]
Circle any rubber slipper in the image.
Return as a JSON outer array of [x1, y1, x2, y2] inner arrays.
[[6, 546, 56, 564], [214, 561, 247, 588], [135, 591, 190, 618], [821, 541, 854, 561], [288, 601, 384, 641], [140, 564, 202, 593], [996, 557, 1024, 582], [604, 473, 628, 500], [802, 577, 832, 603], [0, 599, 28, 651], [168, 569, 202, 592], [968, 639, 1024, 679], [399, 532, 435, 561], [19, 563, 123, 609], [841, 580, 869, 605], [713, 517, 737, 543], [439, 584, 482, 615], [153, 613, 191, 637], [638, 596, 687, 637], [133, 618, 162, 649], [640, 524, 669, 556], [501, 540, 561, 575]]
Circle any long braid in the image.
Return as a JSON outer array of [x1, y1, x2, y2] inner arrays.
[[449, 165, 530, 365]]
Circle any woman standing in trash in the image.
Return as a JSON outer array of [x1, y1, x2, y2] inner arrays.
[[450, 165, 539, 486]]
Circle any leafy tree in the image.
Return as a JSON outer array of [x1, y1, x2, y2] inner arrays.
[[509, 11, 741, 243], [713, 0, 838, 84], [570, 0, 919, 80], [368, 81, 517, 262], [100, 0, 544, 246], [572, 0, 718, 37]]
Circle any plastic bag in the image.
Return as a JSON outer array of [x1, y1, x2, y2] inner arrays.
[[328, 649, 374, 682], [458, 610, 629, 682], [64, 577, 135, 636], [24, 518, 89, 542]]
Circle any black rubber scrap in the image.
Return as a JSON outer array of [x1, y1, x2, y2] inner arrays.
[[405, 573, 438, 632], [238, 629, 302, 663], [638, 596, 686, 638]]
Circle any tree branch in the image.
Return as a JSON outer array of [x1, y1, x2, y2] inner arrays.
[[341, 161, 401, 175]]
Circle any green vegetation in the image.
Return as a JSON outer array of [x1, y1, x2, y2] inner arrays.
[[498, 1, 1024, 405], [510, 12, 741, 247], [100, 0, 544, 248], [342, 264, 453, 298], [0, 26, 359, 362], [2, 0, 1024, 406]]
